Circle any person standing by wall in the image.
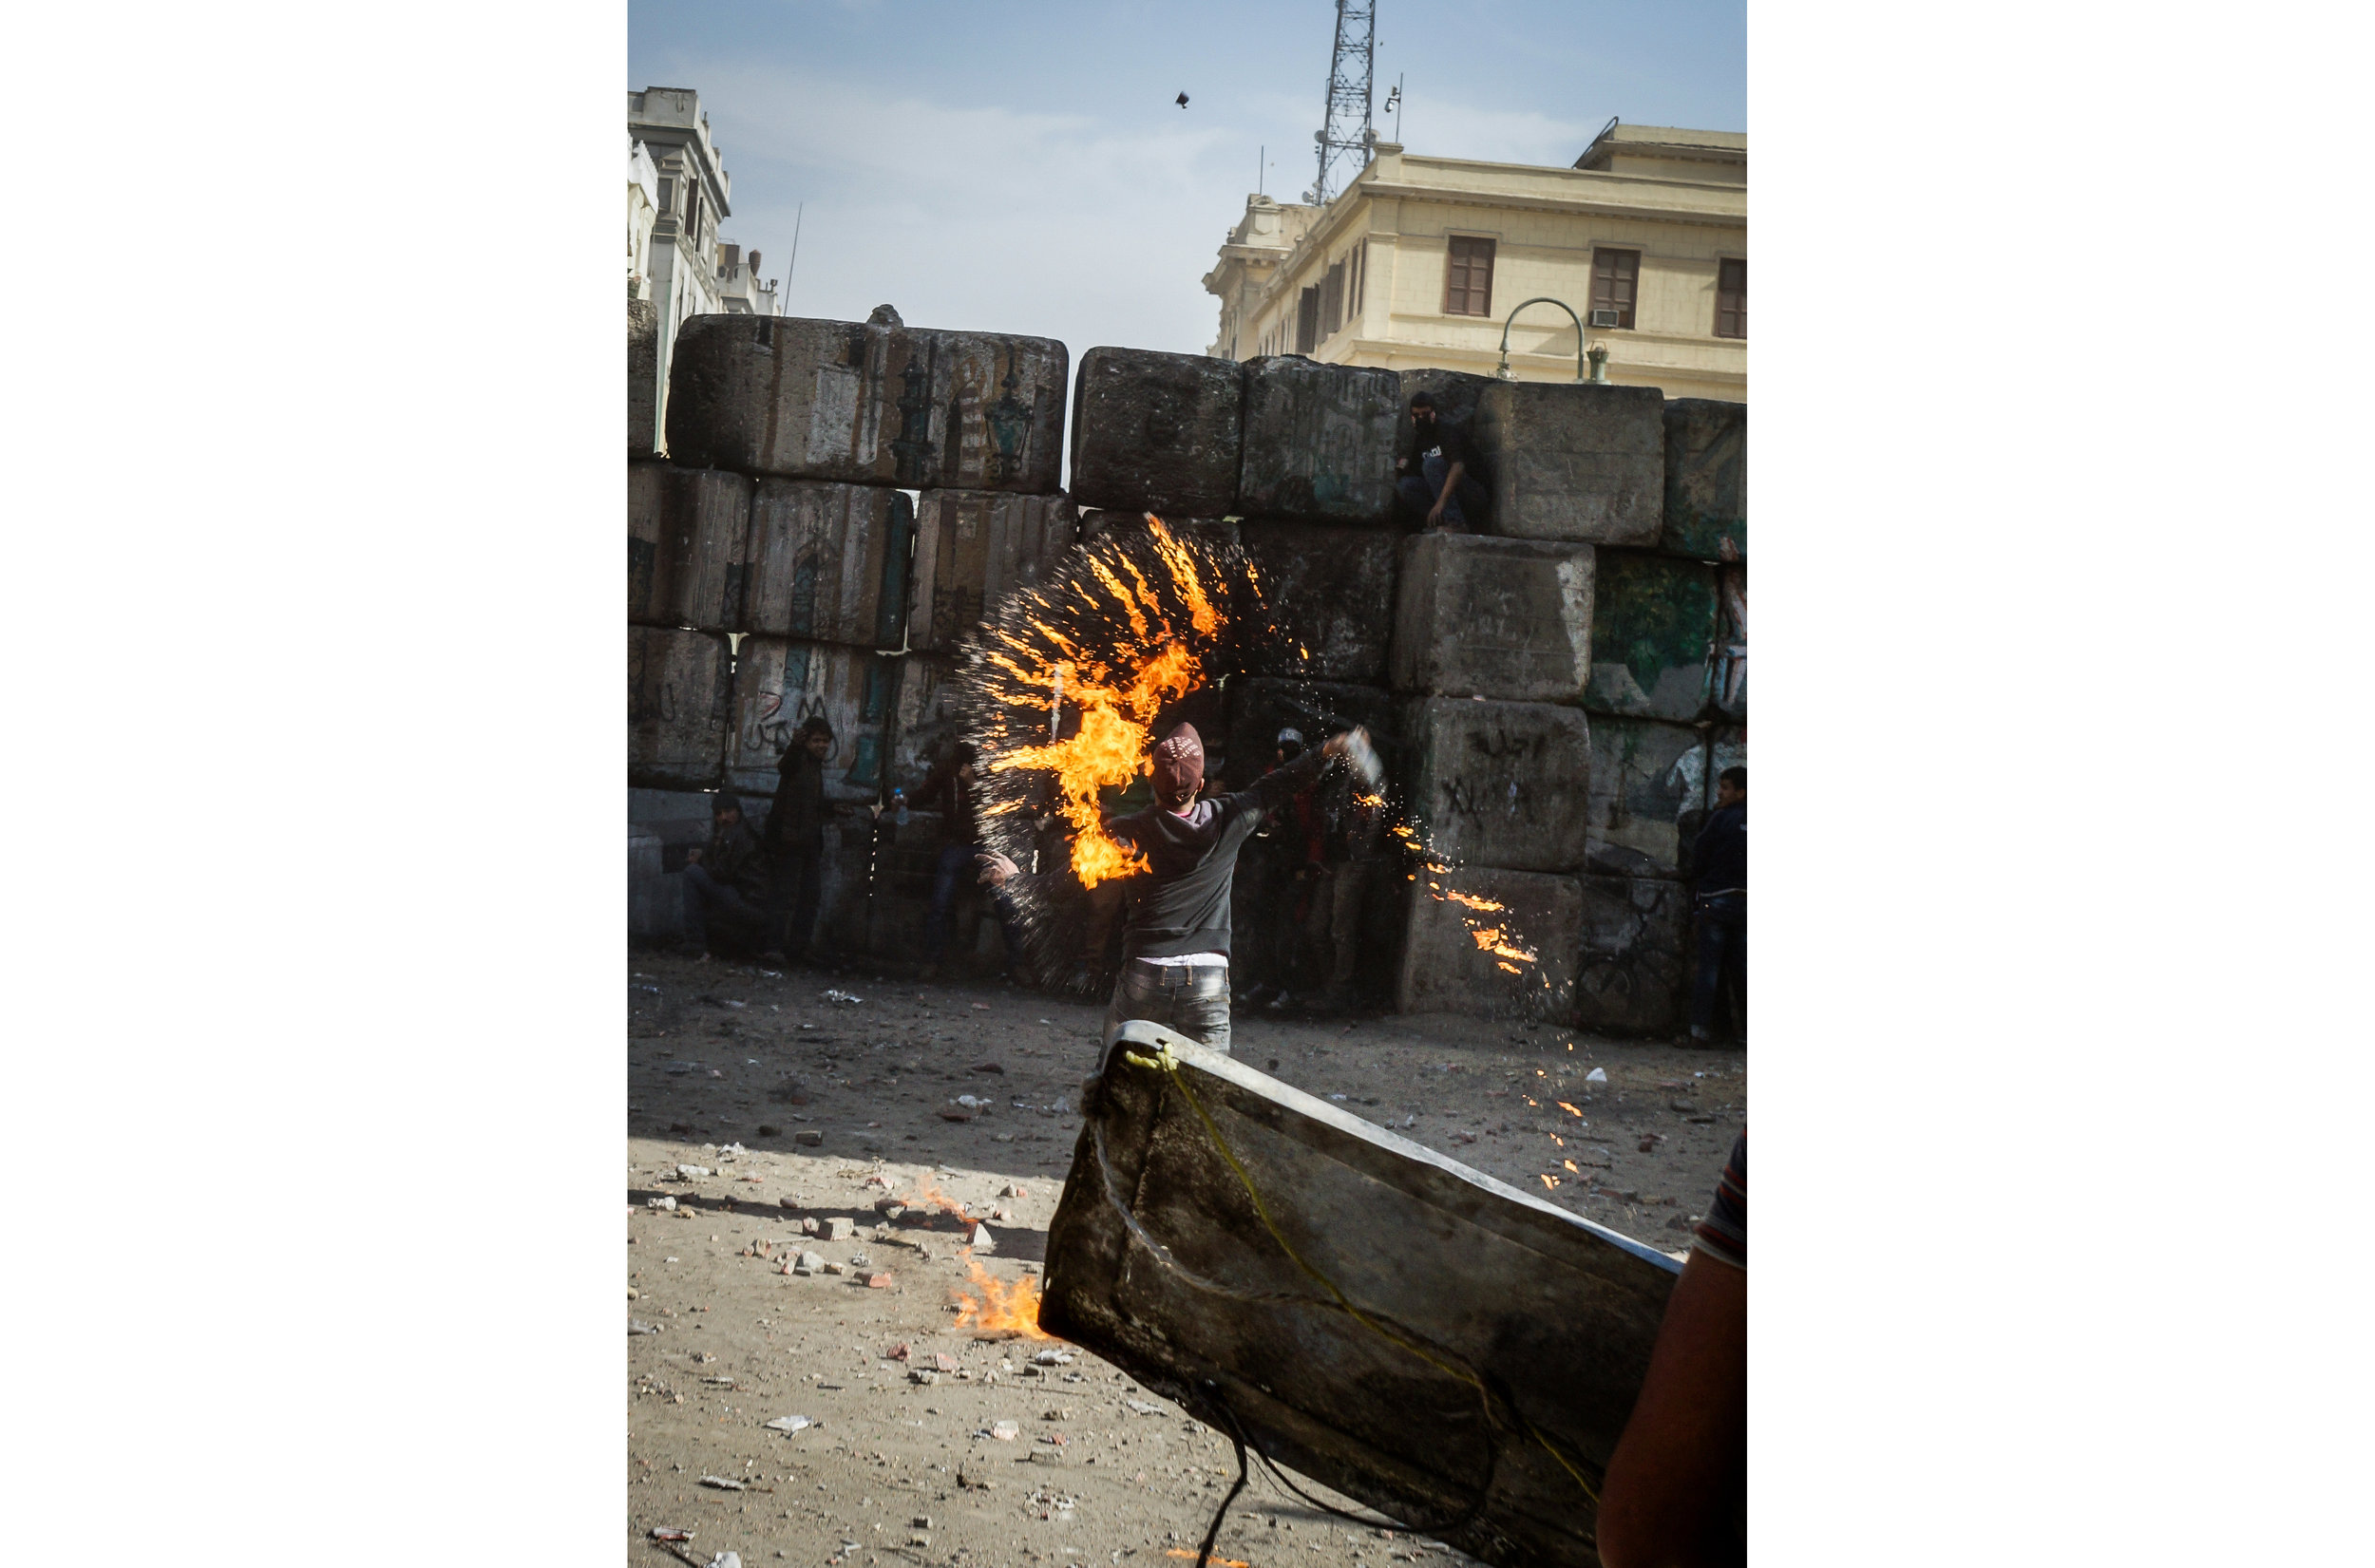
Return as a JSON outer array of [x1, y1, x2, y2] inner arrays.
[[760, 715, 834, 966], [917, 741, 1027, 981], [1685, 766, 1747, 1046], [1314, 757, 1390, 1012]]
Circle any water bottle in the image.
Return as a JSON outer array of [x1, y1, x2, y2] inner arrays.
[[892, 787, 909, 827]]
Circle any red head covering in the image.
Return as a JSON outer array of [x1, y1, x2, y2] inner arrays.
[[1151, 724, 1206, 808]]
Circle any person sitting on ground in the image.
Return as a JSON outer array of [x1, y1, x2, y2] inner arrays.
[[760, 715, 834, 966], [986, 721, 1366, 1056], [1596, 1130, 1747, 1567], [916, 741, 1027, 982], [1685, 766, 1746, 1046], [681, 791, 771, 960], [1396, 391, 1490, 532]]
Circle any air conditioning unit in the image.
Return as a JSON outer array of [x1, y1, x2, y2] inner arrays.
[[1588, 308, 1624, 328]]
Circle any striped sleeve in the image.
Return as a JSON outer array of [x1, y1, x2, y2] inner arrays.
[[1692, 1130, 1746, 1269]]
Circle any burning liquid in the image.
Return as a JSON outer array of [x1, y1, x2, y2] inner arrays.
[[963, 518, 1256, 889], [952, 1251, 1054, 1340]]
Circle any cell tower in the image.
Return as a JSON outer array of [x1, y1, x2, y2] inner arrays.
[[1307, 0, 1376, 206]]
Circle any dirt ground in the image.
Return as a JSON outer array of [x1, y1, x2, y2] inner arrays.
[[626, 951, 1747, 1568]]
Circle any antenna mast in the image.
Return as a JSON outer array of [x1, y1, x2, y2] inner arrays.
[[1308, 0, 1376, 205]]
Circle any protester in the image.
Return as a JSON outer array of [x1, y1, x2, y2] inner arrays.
[[917, 741, 1026, 981], [982, 721, 1365, 1053], [681, 791, 771, 959], [1596, 1131, 1747, 1567], [1396, 391, 1489, 531], [1685, 766, 1746, 1045], [1311, 752, 1390, 1011], [1234, 727, 1322, 1010], [760, 715, 834, 966]]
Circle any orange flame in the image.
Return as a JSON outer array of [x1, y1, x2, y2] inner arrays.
[[900, 1175, 971, 1223], [984, 519, 1223, 888], [952, 1251, 1054, 1340]]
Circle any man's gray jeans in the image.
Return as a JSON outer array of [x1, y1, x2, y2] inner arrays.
[[1103, 958, 1232, 1055]]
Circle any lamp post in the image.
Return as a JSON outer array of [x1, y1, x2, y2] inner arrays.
[[1493, 296, 1588, 382]]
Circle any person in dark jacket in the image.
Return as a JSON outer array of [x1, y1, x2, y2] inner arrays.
[[760, 716, 834, 965], [1098, 722, 1361, 1053], [683, 792, 771, 958], [1686, 766, 1746, 1045], [917, 741, 1027, 981], [1396, 391, 1489, 531]]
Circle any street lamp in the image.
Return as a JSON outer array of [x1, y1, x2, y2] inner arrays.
[[1493, 296, 1588, 382]]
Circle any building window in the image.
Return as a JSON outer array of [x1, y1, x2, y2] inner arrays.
[[1590, 249, 1640, 330], [1444, 236, 1494, 316], [1296, 286, 1320, 353], [1352, 243, 1365, 316], [1321, 259, 1345, 338], [1715, 257, 1746, 339]]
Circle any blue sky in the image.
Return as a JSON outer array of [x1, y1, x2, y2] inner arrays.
[[630, 0, 1743, 361]]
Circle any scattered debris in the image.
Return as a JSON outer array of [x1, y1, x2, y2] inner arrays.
[[648, 1527, 693, 1542], [821, 989, 864, 1006], [1585, 1067, 1609, 1086], [674, 1164, 712, 1180], [992, 1420, 1021, 1441], [1033, 1349, 1074, 1367], [646, 1196, 677, 1210], [698, 1475, 745, 1490], [630, 1320, 660, 1335], [970, 1060, 1006, 1074], [862, 1271, 895, 1288], [966, 1223, 997, 1253], [999, 1183, 1027, 1199], [794, 1129, 824, 1146], [764, 1415, 813, 1433], [824, 1218, 855, 1240]]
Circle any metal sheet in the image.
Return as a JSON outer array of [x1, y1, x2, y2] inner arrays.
[[1042, 1024, 1680, 1568]]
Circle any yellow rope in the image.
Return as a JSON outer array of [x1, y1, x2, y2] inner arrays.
[[1122, 1046, 1600, 1507]]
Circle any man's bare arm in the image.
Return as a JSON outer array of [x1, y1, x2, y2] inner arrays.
[[1595, 1251, 1746, 1568]]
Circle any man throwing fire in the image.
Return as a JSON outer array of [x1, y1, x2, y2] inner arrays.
[[981, 720, 1373, 1054]]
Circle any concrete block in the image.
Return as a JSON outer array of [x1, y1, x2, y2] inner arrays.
[[628, 626, 732, 789], [1657, 399, 1744, 562], [628, 463, 753, 633], [886, 653, 965, 790], [1069, 348, 1244, 517], [727, 637, 902, 802], [664, 314, 1067, 492], [1584, 718, 1707, 878], [629, 826, 686, 943], [908, 490, 1078, 652], [1585, 549, 1720, 721], [1389, 533, 1593, 702], [1223, 678, 1396, 788], [1077, 510, 1239, 552], [1397, 698, 1591, 874], [1471, 382, 1663, 544], [1241, 520, 1401, 683], [745, 479, 915, 647], [629, 298, 660, 460], [1396, 865, 1577, 1021], [1235, 356, 1401, 524], [1574, 874, 1691, 1035]]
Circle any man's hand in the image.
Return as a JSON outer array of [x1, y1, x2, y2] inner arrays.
[[1321, 726, 1370, 759], [976, 851, 1020, 887], [1426, 498, 1446, 525], [683, 847, 703, 865]]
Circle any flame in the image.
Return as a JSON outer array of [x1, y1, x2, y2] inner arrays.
[[1541, 1174, 1560, 1190], [975, 519, 1233, 888], [1469, 926, 1538, 964], [1564, 1160, 1580, 1174], [1443, 889, 1508, 913], [1556, 1102, 1585, 1118], [1166, 1555, 1250, 1567], [952, 1250, 1054, 1340], [900, 1175, 971, 1224]]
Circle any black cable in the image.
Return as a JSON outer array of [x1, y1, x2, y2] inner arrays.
[[1195, 1426, 1251, 1568]]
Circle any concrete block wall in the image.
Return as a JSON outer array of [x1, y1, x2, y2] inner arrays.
[[628, 306, 1745, 1023], [632, 310, 1079, 964]]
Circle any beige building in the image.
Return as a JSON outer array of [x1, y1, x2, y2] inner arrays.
[[1204, 123, 1745, 402]]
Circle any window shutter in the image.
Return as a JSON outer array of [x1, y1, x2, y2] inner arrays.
[[1593, 249, 1641, 330], [1715, 258, 1746, 338]]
